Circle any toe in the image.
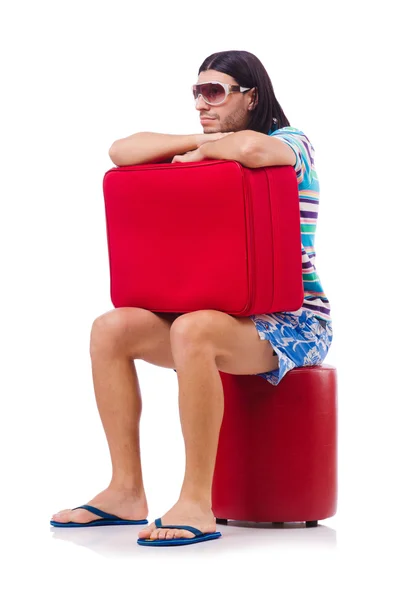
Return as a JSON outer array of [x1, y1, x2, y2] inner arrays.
[[52, 508, 102, 524], [178, 529, 194, 539], [52, 509, 68, 518], [149, 528, 158, 539], [51, 509, 71, 522], [70, 508, 102, 524], [159, 528, 194, 540], [138, 522, 156, 538]]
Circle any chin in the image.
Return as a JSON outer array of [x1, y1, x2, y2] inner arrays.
[[203, 124, 219, 133]]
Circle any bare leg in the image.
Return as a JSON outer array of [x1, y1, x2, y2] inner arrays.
[[137, 344, 221, 539], [91, 352, 145, 495], [51, 308, 178, 524], [138, 310, 277, 541]]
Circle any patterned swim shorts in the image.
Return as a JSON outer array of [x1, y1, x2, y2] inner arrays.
[[249, 308, 333, 386]]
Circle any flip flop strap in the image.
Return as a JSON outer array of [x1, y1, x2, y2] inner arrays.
[[154, 517, 203, 537], [72, 504, 119, 520]]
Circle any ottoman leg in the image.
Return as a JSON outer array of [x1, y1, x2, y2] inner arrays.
[[216, 518, 228, 525], [306, 520, 318, 527]]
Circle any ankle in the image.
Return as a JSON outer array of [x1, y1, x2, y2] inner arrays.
[[178, 492, 212, 513], [108, 479, 146, 498]]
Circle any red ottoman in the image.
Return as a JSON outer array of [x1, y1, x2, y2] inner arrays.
[[212, 364, 338, 528]]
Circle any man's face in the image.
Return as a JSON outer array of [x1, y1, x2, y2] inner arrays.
[[195, 69, 255, 133]]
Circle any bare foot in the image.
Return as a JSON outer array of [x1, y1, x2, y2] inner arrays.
[[138, 499, 216, 540], [51, 486, 148, 524]]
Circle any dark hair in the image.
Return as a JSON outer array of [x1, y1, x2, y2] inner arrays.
[[198, 50, 290, 134]]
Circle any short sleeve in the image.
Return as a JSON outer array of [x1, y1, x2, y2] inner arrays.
[[271, 128, 316, 185]]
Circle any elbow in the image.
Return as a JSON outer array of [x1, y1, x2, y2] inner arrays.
[[108, 142, 120, 165], [108, 142, 124, 166], [108, 133, 144, 166]]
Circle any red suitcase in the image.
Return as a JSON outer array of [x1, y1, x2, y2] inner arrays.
[[102, 159, 303, 317]]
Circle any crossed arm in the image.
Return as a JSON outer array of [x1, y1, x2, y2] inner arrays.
[[186, 130, 296, 169], [109, 129, 295, 169]]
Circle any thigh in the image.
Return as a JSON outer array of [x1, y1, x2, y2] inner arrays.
[[171, 310, 278, 376], [213, 313, 279, 375], [90, 307, 182, 369]]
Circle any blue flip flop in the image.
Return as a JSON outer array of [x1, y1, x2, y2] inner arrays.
[[136, 517, 222, 546], [50, 504, 149, 528]]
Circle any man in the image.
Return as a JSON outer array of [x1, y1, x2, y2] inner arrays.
[[51, 50, 332, 545]]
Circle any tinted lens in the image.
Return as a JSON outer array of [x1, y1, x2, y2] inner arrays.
[[193, 83, 225, 104]]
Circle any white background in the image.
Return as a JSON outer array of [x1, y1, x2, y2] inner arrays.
[[1, 0, 396, 597]]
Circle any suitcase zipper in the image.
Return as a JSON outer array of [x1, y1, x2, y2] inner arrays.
[[241, 165, 255, 314]]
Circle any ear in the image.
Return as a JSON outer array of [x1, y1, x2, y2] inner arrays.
[[248, 87, 258, 110]]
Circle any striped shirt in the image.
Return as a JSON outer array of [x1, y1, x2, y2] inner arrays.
[[269, 126, 332, 323]]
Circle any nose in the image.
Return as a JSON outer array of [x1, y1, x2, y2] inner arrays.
[[195, 94, 210, 110]]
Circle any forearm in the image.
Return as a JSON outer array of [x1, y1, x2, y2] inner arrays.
[[198, 130, 255, 167], [109, 132, 201, 166]]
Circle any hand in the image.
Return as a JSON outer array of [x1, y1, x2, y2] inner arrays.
[[172, 147, 205, 163], [196, 131, 235, 147]]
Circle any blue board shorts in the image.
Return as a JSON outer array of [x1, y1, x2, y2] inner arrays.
[[248, 308, 333, 385], [172, 308, 333, 386]]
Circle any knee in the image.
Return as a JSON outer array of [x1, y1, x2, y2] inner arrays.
[[89, 308, 136, 356], [170, 311, 214, 347]]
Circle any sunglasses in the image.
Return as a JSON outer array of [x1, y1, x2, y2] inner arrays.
[[192, 81, 252, 106]]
